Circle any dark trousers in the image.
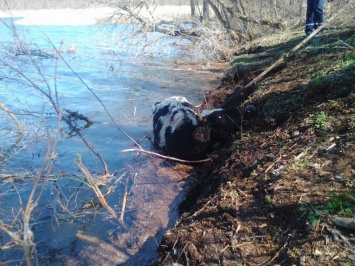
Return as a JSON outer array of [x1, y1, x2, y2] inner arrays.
[[305, 0, 326, 34]]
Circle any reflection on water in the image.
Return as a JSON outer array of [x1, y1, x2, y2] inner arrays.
[[0, 17, 220, 264]]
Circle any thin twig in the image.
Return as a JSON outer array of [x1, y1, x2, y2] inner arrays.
[[75, 158, 117, 219], [186, 196, 218, 220], [119, 173, 134, 223], [258, 236, 290, 266], [52, 45, 143, 150], [122, 148, 212, 164], [119, 192, 128, 223], [66, 120, 109, 175], [0, 103, 24, 140]]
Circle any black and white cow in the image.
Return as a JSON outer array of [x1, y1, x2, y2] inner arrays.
[[153, 96, 211, 160], [153, 96, 256, 160]]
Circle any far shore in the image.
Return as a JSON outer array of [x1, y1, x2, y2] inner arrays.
[[0, 6, 192, 26]]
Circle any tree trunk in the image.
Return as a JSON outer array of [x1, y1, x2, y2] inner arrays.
[[207, 0, 230, 29], [201, 0, 210, 22], [190, 0, 197, 17]]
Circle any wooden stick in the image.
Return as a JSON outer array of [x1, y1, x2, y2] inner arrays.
[[119, 172, 133, 223], [218, 6, 345, 109], [258, 236, 290, 266], [0, 103, 24, 144], [75, 159, 117, 219], [119, 192, 128, 223], [122, 148, 212, 164], [185, 196, 218, 220]]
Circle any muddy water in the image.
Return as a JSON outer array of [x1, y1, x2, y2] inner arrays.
[[0, 18, 222, 264]]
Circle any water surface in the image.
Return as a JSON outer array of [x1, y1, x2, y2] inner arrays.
[[0, 17, 220, 265]]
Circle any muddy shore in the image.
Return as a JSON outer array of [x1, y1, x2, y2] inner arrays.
[[157, 27, 355, 265]]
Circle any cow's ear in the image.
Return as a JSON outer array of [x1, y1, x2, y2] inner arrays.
[[153, 102, 162, 111]]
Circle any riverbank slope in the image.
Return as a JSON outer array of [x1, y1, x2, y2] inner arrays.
[[158, 27, 355, 265]]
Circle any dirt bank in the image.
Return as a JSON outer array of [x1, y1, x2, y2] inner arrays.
[[157, 27, 355, 265]]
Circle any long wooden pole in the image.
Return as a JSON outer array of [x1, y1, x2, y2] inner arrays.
[[218, 4, 346, 109]]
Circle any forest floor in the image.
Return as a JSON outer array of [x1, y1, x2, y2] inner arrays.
[[157, 27, 355, 265]]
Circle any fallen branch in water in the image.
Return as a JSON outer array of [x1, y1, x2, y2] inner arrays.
[[76, 231, 101, 244], [75, 158, 117, 219], [119, 191, 128, 223], [64, 108, 94, 124], [119, 172, 134, 223], [122, 148, 212, 164], [56, 50, 143, 150]]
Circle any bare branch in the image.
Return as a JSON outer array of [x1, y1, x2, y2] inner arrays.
[[122, 148, 212, 164], [75, 158, 117, 219]]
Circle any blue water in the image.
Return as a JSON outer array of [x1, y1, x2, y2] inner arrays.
[[0, 16, 218, 264], [0, 18, 211, 172]]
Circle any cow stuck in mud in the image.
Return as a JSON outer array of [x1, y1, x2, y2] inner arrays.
[[153, 96, 255, 160]]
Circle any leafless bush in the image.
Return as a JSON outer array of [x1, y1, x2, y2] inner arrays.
[[94, 0, 352, 61], [0, 25, 63, 265], [1, 0, 353, 62], [0, 18, 125, 265]]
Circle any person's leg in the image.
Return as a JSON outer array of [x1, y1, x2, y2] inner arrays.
[[305, 0, 315, 36], [314, 0, 326, 31]]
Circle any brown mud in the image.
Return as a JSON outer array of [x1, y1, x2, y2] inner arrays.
[[157, 28, 355, 265]]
